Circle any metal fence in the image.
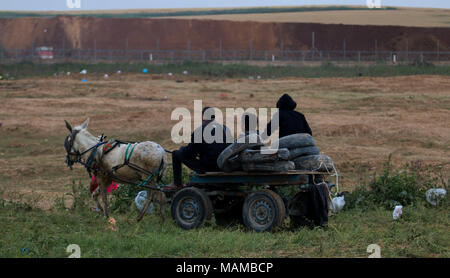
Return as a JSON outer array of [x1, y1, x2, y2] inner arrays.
[[1, 48, 449, 63]]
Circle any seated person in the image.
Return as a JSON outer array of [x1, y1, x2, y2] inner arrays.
[[263, 93, 312, 138], [241, 112, 259, 137], [168, 107, 231, 189]]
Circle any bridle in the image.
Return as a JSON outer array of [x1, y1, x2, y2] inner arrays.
[[64, 129, 107, 174], [64, 129, 81, 170], [63, 122, 166, 191]]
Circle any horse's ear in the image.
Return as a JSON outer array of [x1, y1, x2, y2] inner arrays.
[[65, 120, 72, 132], [81, 118, 90, 130]]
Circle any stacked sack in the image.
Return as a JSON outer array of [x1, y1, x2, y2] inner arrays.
[[217, 132, 295, 172], [272, 133, 334, 172]]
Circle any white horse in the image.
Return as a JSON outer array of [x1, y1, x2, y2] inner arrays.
[[64, 118, 168, 219]]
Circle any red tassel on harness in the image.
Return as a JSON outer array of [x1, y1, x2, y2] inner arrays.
[[89, 176, 118, 194]]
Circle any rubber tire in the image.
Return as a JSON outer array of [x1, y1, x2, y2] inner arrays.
[[217, 133, 264, 170], [242, 189, 286, 232], [288, 191, 314, 228], [242, 161, 295, 172], [171, 187, 213, 230], [272, 133, 315, 149], [221, 154, 242, 172], [288, 146, 320, 160], [240, 148, 290, 163], [292, 155, 334, 172]]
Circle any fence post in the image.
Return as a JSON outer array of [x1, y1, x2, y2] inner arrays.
[[31, 40, 34, 60], [406, 39, 409, 63], [219, 39, 222, 59], [125, 37, 129, 61], [343, 39, 346, 62], [94, 39, 97, 63], [280, 40, 284, 60], [437, 40, 440, 62], [358, 51, 360, 63], [187, 39, 191, 60], [375, 39, 378, 60], [249, 40, 252, 60], [202, 50, 206, 61]]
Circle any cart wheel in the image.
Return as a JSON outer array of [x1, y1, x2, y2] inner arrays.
[[288, 191, 314, 228], [242, 189, 285, 232], [171, 187, 212, 230]]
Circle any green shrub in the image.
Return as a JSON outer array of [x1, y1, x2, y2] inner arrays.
[[345, 156, 444, 210]]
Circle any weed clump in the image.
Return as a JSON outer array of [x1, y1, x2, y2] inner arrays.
[[345, 156, 448, 210]]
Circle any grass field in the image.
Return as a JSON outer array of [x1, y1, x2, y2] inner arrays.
[[2, 62, 450, 79], [0, 6, 448, 27], [0, 63, 449, 257], [0, 6, 395, 18]]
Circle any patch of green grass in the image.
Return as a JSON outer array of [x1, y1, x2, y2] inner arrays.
[[0, 6, 397, 19], [0, 196, 448, 258], [1, 61, 449, 80], [0, 157, 448, 258]]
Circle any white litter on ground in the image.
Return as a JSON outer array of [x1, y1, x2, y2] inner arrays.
[[183, 70, 188, 75], [104, 74, 109, 79], [135, 191, 154, 215], [330, 196, 345, 213], [392, 205, 403, 220], [168, 72, 173, 76], [80, 69, 87, 74], [426, 188, 446, 206]]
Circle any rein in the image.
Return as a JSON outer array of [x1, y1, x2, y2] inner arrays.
[[65, 132, 166, 189]]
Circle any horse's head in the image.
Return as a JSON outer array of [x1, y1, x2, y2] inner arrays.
[[64, 118, 90, 169]]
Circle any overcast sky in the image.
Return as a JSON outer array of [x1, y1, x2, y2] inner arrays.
[[1, 0, 449, 11]]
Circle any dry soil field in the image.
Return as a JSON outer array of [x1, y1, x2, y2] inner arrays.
[[161, 7, 450, 27], [0, 73, 449, 209], [7, 6, 449, 27]]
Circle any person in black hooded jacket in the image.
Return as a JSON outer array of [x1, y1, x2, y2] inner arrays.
[[264, 93, 312, 138], [168, 107, 232, 189]]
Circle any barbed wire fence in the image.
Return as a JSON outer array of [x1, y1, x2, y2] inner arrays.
[[0, 35, 448, 64], [1, 48, 448, 64]]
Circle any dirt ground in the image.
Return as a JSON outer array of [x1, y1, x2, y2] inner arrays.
[[0, 73, 449, 209]]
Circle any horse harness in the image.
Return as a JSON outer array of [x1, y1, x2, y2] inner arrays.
[[64, 130, 164, 188]]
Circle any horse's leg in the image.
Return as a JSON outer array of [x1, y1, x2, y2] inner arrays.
[[93, 189, 104, 213], [98, 176, 111, 218]]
